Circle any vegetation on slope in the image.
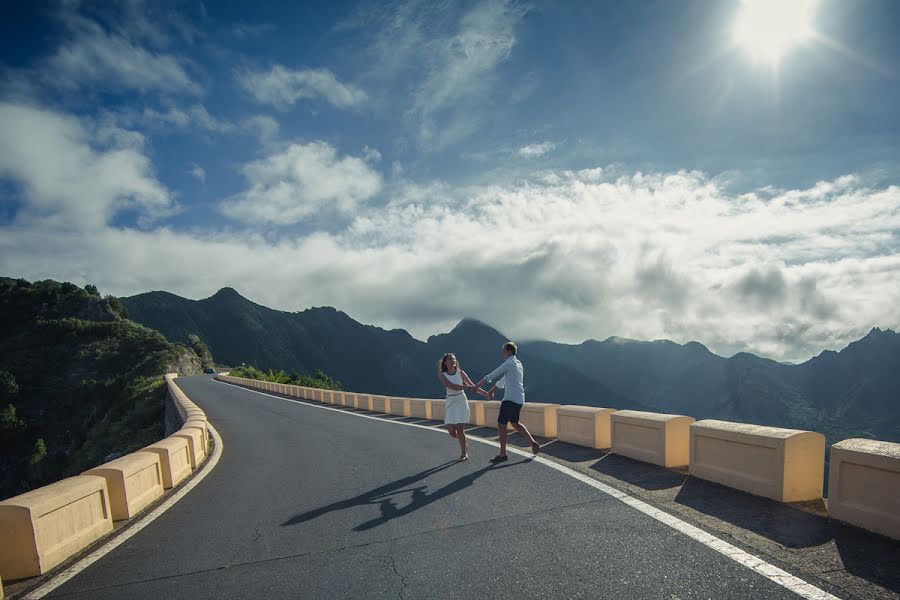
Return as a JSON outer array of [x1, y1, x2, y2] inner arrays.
[[228, 366, 343, 390], [0, 278, 205, 500]]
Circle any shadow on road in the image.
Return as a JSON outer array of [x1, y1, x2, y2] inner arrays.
[[589, 454, 688, 491], [674, 477, 900, 592], [282, 458, 530, 532], [675, 477, 831, 548]]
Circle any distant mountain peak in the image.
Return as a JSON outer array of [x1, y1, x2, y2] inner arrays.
[[453, 317, 496, 332], [211, 287, 244, 300]]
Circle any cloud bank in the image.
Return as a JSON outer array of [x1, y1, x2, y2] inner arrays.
[[1, 102, 898, 363]]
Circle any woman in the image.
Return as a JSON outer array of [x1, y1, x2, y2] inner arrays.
[[437, 353, 483, 461]]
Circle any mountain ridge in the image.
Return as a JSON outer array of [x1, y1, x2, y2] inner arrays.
[[123, 287, 900, 443]]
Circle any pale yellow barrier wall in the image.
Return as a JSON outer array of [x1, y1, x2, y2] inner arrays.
[[140, 436, 192, 490], [0, 475, 114, 579], [483, 401, 501, 427], [183, 418, 209, 449], [828, 439, 900, 540], [389, 397, 410, 416], [83, 453, 164, 521], [518, 403, 559, 438], [342, 392, 356, 407], [611, 410, 694, 468], [557, 406, 616, 449], [431, 400, 446, 421], [468, 400, 485, 426], [408, 398, 430, 419], [690, 420, 825, 502], [355, 394, 372, 411], [172, 426, 205, 469], [372, 395, 389, 413]]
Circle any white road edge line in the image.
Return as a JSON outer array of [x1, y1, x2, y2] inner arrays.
[[218, 380, 841, 600], [25, 415, 224, 599]]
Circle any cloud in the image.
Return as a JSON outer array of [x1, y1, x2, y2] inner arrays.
[[236, 65, 367, 110], [189, 164, 206, 183], [0, 101, 175, 230], [219, 142, 383, 225], [517, 142, 555, 157], [409, 0, 528, 147], [141, 104, 233, 132], [43, 15, 199, 95], [351, 0, 528, 148], [1, 117, 898, 361]]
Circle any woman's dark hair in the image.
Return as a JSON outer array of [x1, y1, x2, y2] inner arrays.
[[503, 341, 517, 355], [439, 353, 459, 373]]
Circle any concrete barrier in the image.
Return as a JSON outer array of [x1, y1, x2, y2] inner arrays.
[[83, 453, 164, 521], [408, 398, 430, 420], [356, 394, 373, 411], [389, 397, 409, 416], [140, 436, 193, 490], [430, 400, 446, 421], [611, 410, 694, 468], [483, 401, 501, 427], [183, 418, 209, 449], [518, 403, 559, 438], [690, 420, 825, 502], [557, 406, 616, 449], [372, 395, 389, 413], [172, 426, 205, 469], [468, 400, 485, 426], [828, 439, 900, 540], [0, 475, 114, 579]]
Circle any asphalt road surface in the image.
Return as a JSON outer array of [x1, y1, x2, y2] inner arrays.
[[47, 375, 816, 599]]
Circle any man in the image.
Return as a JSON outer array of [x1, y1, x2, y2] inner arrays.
[[472, 342, 541, 463]]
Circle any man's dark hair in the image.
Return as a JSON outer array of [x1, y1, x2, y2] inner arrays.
[[503, 341, 517, 355]]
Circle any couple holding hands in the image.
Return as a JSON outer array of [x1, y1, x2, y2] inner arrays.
[[437, 341, 542, 463]]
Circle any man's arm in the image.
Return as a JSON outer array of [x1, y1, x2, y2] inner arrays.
[[473, 361, 509, 392]]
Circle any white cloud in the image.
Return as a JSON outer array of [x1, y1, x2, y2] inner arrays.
[[44, 15, 199, 95], [1, 134, 899, 361], [236, 65, 367, 110], [348, 0, 528, 148], [406, 1, 528, 147], [141, 104, 233, 132], [517, 142, 555, 157], [0, 101, 175, 230], [219, 142, 383, 225], [189, 164, 206, 183]]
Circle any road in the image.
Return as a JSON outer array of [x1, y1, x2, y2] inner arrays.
[[46, 375, 817, 599]]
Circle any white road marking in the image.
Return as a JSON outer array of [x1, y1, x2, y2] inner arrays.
[[25, 417, 224, 599], [217, 379, 842, 600]]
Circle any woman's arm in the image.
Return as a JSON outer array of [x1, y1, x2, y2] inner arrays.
[[461, 371, 486, 395], [437, 372, 468, 391]]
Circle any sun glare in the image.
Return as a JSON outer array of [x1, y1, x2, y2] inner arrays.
[[733, 0, 817, 64]]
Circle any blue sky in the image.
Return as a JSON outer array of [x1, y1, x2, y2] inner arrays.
[[1, 0, 899, 362]]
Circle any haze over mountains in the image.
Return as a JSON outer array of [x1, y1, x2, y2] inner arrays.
[[124, 287, 900, 444]]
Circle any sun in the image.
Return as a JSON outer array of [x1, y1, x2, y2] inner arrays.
[[733, 0, 817, 64]]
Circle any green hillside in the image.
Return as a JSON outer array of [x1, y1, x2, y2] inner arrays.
[[0, 278, 205, 501]]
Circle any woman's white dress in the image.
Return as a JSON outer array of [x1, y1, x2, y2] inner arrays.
[[443, 370, 470, 425]]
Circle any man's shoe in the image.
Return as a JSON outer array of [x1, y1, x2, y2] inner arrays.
[[489, 454, 508, 463]]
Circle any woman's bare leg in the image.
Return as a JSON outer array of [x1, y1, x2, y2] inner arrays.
[[456, 425, 468, 459], [446, 424, 457, 438]]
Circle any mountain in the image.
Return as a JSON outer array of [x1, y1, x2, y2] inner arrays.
[[523, 330, 900, 443], [123, 291, 634, 408], [0, 278, 205, 500], [124, 287, 900, 443]]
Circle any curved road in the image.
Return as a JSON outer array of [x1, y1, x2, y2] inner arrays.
[[47, 376, 816, 599]]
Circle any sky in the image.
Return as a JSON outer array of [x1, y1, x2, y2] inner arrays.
[[1, 0, 899, 363]]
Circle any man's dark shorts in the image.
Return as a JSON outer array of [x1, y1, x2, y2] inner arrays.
[[498, 400, 522, 425]]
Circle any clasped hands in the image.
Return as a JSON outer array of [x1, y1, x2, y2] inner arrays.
[[466, 384, 493, 399]]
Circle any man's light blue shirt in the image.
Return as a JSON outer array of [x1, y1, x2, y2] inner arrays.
[[485, 355, 525, 404]]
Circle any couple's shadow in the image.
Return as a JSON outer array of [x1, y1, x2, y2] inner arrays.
[[282, 457, 529, 531]]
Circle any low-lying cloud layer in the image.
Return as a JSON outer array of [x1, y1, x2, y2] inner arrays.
[[1, 100, 897, 363]]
